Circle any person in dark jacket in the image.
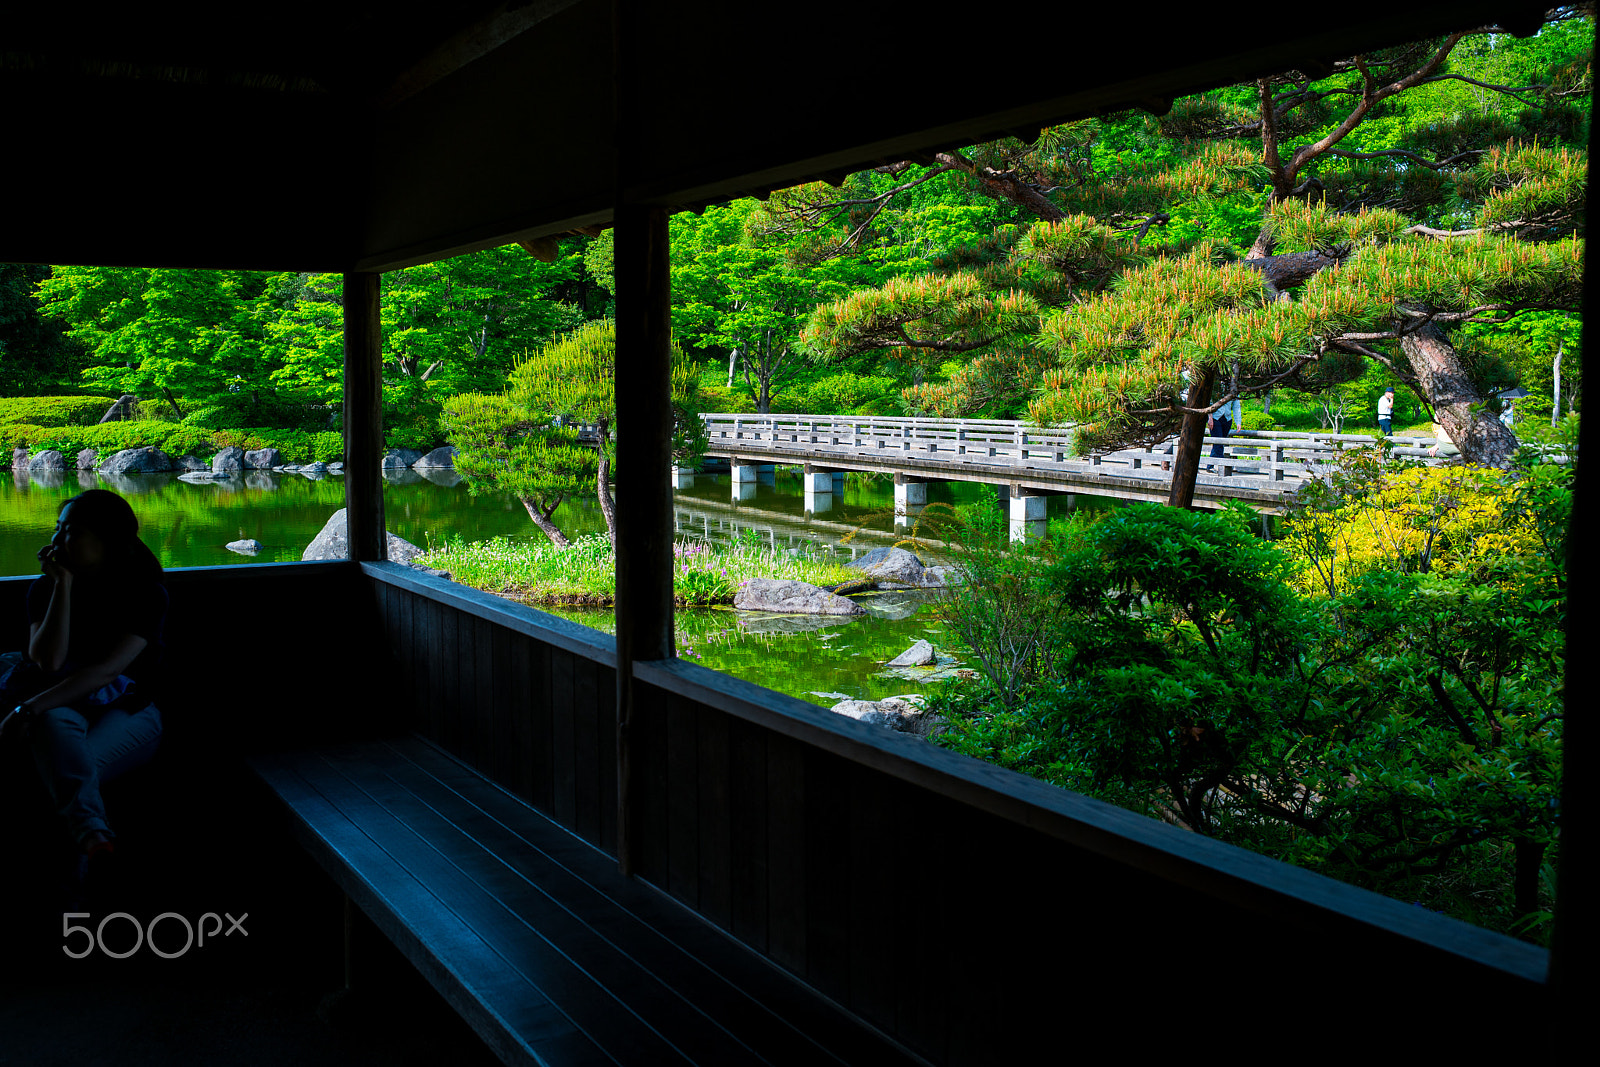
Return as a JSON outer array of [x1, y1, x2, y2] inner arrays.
[[1, 489, 166, 878]]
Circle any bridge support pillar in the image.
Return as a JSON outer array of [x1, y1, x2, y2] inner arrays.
[[731, 463, 757, 483], [804, 471, 833, 515], [894, 477, 927, 528], [1009, 491, 1047, 543], [670, 466, 695, 489]]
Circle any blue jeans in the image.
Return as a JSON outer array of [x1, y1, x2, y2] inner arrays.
[[16, 682, 163, 847]]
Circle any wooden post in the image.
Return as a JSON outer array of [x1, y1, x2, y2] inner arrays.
[[343, 271, 386, 562]]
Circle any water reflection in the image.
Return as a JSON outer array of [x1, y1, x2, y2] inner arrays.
[[98, 471, 177, 495], [245, 471, 277, 491], [417, 466, 462, 488], [382, 467, 423, 486], [28, 469, 66, 490]]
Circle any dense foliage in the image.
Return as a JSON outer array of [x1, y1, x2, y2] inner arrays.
[[931, 456, 1567, 939]]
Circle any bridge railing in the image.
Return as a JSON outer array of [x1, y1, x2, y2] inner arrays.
[[699, 414, 1575, 482]]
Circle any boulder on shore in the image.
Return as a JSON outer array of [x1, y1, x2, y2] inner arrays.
[[28, 449, 66, 472], [921, 565, 963, 588], [77, 449, 99, 470], [226, 539, 263, 555], [100, 447, 175, 475], [382, 448, 425, 469], [733, 578, 864, 615], [886, 639, 937, 667], [414, 445, 458, 468], [10, 447, 28, 471], [244, 447, 284, 469], [176, 454, 209, 471], [302, 508, 426, 566], [212, 446, 245, 473], [830, 696, 947, 739], [846, 546, 926, 587]]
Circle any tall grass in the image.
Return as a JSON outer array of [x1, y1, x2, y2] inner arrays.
[[416, 533, 859, 605]]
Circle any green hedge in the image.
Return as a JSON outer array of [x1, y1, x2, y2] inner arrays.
[[0, 396, 118, 428], [3, 422, 344, 465]]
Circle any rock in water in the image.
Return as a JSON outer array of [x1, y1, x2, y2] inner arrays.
[[830, 696, 947, 739], [212, 446, 245, 473], [28, 449, 66, 471], [302, 508, 425, 565], [176, 454, 209, 471], [100, 447, 175, 475], [226, 539, 263, 555], [244, 447, 285, 469], [733, 578, 864, 615], [77, 448, 99, 470], [846, 546, 926, 586], [414, 445, 458, 468], [921, 565, 963, 587], [9, 447, 27, 471], [886, 639, 937, 667]]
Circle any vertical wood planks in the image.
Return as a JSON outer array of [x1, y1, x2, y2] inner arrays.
[[597, 664, 618, 856], [438, 602, 460, 756], [728, 716, 768, 952], [507, 632, 536, 809], [471, 615, 495, 776], [846, 761, 897, 1033], [489, 622, 513, 793], [765, 731, 806, 976], [665, 690, 699, 907], [572, 656, 601, 846], [696, 703, 732, 931], [528, 637, 554, 815], [802, 746, 851, 1004], [395, 584, 418, 734], [636, 682, 669, 885], [550, 646, 577, 827]]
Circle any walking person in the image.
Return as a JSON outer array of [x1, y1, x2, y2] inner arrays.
[[1204, 395, 1240, 473], [1378, 386, 1395, 437], [1, 489, 167, 906]]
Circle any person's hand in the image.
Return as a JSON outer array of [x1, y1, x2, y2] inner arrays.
[[38, 543, 72, 584]]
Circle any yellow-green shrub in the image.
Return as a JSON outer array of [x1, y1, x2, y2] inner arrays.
[[0, 396, 117, 428], [1282, 464, 1545, 597]]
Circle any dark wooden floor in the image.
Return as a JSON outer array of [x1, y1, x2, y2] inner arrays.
[[250, 735, 926, 1067]]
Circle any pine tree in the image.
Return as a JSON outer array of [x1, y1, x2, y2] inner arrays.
[[800, 12, 1590, 505]]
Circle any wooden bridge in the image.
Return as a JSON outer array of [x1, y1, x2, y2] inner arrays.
[[696, 413, 1452, 527]]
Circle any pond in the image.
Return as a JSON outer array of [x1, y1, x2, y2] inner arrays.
[[1, 464, 1104, 708]]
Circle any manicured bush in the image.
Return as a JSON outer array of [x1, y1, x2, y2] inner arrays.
[[1240, 411, 1277, 431], [0, 395, 118, 428]]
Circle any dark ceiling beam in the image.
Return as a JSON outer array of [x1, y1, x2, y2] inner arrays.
[[375, 0, 586, 108]]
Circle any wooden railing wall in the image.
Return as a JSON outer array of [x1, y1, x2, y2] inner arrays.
[[359, 561, 1550, 1063]]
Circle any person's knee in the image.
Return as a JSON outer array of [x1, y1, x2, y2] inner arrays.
[[37, 705, 88, 735]]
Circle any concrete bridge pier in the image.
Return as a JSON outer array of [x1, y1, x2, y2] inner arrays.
[[731, 462, 759, 502], [1009, 487, 1048, 543], [757, 463, 776, 486], [894, 473, 927, 528], [670, 466, 695, 489], [803, 470, 833, 516]]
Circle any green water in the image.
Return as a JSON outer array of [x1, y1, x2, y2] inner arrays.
[[542, 591, 964, 710]]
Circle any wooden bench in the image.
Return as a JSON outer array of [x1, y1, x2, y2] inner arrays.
[[249, 733, 926, 1067]]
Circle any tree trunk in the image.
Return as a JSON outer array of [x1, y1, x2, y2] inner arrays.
[[1167, 366, 1215, 508], [1398, 311, 1519, 467], [520, 497, 571, 546], [595, 418, 619, 543], [161, 387, 185, 420]]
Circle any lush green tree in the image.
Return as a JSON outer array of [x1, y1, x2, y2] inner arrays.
[[443, 390, 597, 546], [670, 201, 906, 413], [802, 13, 1590, 504], [448, 318, 705, 545], [34, 265, 275, 418]]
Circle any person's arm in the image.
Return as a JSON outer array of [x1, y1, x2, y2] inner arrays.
[[28, 557, 72, 672], [12, 632, 147, 720]]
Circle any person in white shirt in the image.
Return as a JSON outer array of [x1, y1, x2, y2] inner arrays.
[[1377, 387, 1395, 436]]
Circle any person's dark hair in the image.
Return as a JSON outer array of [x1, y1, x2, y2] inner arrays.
[[60, 489, 164, 583]]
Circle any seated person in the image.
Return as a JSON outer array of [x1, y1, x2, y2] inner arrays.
[[1, 489, 167, 896]]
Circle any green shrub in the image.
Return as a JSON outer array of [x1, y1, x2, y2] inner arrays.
[[0, 396, 118, 428], [1241, 411, 1276, 431]]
